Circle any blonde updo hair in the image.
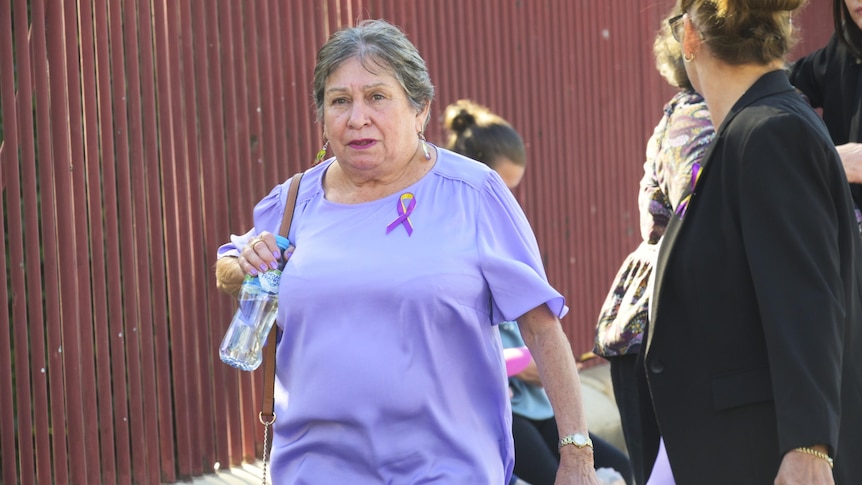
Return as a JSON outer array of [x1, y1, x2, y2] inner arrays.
[[655, 7, 693, 90], [442, 100, 526, 169], [680, 0, 806, 65]]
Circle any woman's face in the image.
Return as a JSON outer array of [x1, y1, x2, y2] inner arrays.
[[493, 157, 526, 189], [322, 56, 429, 173], [847, 0, 862, 31]]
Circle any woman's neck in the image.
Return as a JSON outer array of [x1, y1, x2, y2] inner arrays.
[[325, 145, 435, 204], [698, 60, 783, 127]]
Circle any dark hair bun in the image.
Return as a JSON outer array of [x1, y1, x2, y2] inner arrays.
[[447, 109, 476, 133], [443, 100, 485, 134]]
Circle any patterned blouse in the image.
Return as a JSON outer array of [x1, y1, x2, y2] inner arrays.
[[594, 90, 715, 357], [640, 90, 715, 244]]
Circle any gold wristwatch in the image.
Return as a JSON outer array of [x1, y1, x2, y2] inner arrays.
[[558, 432, 594, 451]]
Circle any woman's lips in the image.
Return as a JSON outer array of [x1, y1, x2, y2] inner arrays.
[[348, 139, 376, 149]]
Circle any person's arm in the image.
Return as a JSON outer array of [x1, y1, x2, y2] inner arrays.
[[836, 143, 862, 184], [638, 107, 672, 244], [787, 36, 834, 110], [736, 115, 844, 485], [517, 304, 600, 485], [214, 177, 299, 296], [775, 445, 834, 485], [512, 358, 543, 386]]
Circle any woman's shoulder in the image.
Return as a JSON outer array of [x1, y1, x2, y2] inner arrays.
[[668, 89, 705, 108], [727, 96, 831, 156], [250, 163, 326, 223], [666, 91, 711, 125], [791, 33, 852, 76], [295, 161, 327, 200]]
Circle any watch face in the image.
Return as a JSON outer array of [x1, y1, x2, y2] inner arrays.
[[574, 433, 588, 446]]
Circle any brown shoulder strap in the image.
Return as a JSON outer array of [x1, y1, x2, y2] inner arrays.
[[260, 172, 303, 425]]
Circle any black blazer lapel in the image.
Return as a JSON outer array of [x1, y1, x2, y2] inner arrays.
[[646, 208, 684, 354]]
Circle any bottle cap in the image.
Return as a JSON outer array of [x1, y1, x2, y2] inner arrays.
[[275, 235, 290, 250]]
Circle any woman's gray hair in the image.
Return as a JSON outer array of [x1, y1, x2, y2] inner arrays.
[[312, 19, 435, 127]]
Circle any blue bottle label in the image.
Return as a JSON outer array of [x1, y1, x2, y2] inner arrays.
[[258, 270, 282, 293]]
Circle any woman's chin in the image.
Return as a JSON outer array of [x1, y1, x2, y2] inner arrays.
[[337, 155, 386, 171]]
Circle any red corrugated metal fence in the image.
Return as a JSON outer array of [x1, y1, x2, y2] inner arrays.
[[0, 0, 833, 483]]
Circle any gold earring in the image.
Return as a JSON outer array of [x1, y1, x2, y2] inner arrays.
[[313, 140, 329, 166], [418, 132, 431, 160], [683, 52, 695, 63]]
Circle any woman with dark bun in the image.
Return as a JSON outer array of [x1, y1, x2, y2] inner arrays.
[[444, 99, 632, 485], [644, 0, 862, 484]]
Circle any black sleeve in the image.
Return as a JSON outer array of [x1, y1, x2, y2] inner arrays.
[[788, 34, 839, 109]]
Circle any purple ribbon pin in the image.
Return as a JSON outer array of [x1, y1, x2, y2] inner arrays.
[[386, 193, 416, 236], [675, 162, 702, 219]]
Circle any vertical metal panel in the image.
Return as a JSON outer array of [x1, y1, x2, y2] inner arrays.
[[29, 0, 70, 481], [78, 0, 119, 482], [94, 0, 134, 482], [0, 3, 24, 484], [188, 0, 217, 475], [46, 3, 89, 479], [204, 0, 234, 471], [176, 1, 206, 476], [8, 2, 50, 483], [189, 0, 214, 471], [211, 0, 241, 470], [227, 0, 261, 469], [65, 0, 102, 481], [164, 1, 196, 470], [119, 0, 152, 481], [151, 0, 185, 480], [107, 0, 139, 480], [236, 0, 267, 472], [136, 0, 176, 480]]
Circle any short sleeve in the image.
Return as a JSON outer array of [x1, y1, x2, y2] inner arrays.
[[477, 172, 568, 323], [216, 179, 292, 259]]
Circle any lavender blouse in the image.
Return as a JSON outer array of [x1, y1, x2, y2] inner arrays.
[[217, 147, 567, 483]]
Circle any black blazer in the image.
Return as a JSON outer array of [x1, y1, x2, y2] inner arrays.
[[645, 71, 862, 484]]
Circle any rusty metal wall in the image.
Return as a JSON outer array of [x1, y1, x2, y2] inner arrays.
[[0, 0, 836, 483]]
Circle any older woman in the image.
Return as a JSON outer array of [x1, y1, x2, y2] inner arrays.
[[644, 1, 862, 484], [215, 20, 599, 484], [444, 99, 632, 485]]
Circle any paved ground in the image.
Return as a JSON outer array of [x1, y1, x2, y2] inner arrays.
[[178, 461, 269, 484]]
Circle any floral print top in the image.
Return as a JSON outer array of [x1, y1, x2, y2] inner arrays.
[[640, 90, 715, 244], [594, 90, 715, 357]]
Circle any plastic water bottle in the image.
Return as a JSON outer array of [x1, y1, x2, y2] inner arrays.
[[219, 235, 291, 371]]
